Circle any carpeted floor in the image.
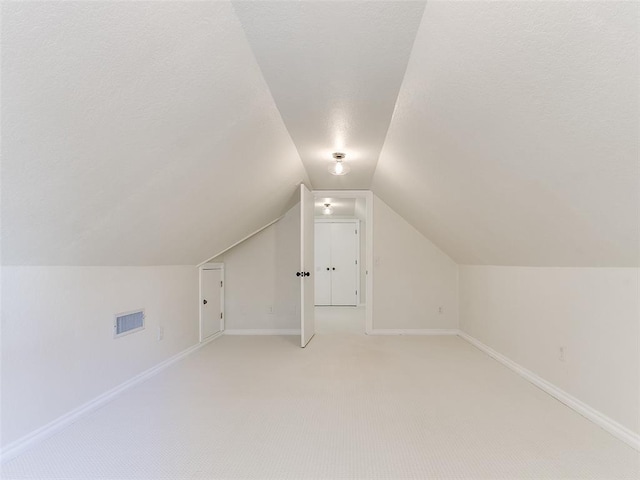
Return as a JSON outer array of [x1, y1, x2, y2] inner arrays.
[[2, 308, 638, 479]]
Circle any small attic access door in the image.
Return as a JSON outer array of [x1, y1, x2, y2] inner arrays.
[[300, 184, 315, 347], [200, 263, 224, 341]]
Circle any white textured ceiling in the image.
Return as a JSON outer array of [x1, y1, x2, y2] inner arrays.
[[233, 1, 426, 189], [373, 1, 639, 266], [1, 1, 308, 265], [2, 1, 638, 267]]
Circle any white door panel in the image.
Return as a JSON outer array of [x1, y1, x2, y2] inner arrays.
[[300, 185, 315, 347], [330, 222, 358, 306], [201, 269, 222, 339], [314, 220, 359, 306], [314, 222, 332, 305]]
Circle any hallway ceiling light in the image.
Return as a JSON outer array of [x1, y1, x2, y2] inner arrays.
[[328, 152, 351, 176], [323, 203, 333, 215]]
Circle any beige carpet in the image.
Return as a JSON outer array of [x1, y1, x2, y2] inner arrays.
[[2, 316, 638, 479], [315, 305, 365, 334]]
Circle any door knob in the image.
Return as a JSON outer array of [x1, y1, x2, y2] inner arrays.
[[332, 267, 336, 271], [296, 272, 302, 277], [326, 267, 330, 271], [203, 299, 208, 305]]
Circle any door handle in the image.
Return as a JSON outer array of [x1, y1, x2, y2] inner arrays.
[[203, 299, 208, 305], [326, 267, 330, 271], [332, 267, 336, 271], [304, 272, 310, 277]]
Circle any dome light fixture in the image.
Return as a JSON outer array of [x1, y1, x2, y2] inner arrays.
[[328, 152, 351, 176], [322, 203, 333, 215]]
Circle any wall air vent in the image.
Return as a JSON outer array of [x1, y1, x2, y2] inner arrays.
[[114, 309, 145, 338]]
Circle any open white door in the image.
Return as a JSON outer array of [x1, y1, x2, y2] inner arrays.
[[300, 184, 315, 347]]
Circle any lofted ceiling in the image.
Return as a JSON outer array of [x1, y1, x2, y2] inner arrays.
[[233, 1, 426, 189], [2, 1, 638, 267], [1, 1, 308, 265]]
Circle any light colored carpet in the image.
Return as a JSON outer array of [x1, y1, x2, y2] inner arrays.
[[315, 305, 365, 334], [2, 317, 638, 479]]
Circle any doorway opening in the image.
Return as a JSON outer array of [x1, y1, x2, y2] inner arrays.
[[312, 190, 373, 334]]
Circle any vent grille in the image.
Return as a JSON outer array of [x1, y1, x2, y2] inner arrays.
[[114, 310, 145, 338]]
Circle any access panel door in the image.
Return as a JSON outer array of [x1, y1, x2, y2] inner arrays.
[[201, 268, 222, 340]]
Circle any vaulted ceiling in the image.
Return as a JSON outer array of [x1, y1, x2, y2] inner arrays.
[[2, 1, 638, 266], [373, 1, 639, 266], [233, 1, 425, 189], [2, 1, 308, 265]]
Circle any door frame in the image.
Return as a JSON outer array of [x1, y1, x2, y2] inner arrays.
[[199, 262, 225, 342], [314, 218, 360, 306], [312, 190, 374, 334]]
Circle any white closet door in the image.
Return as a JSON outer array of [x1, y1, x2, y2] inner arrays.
[[314, 222, 332, 306], [330, 222, 358, 306]]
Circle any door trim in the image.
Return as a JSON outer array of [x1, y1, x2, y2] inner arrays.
[[312, 190, 374, 334], [199, 263, 225, 342]]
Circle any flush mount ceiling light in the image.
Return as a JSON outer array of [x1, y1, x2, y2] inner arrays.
[[328, 152, 351, 176], [322, 203, 333, 215]]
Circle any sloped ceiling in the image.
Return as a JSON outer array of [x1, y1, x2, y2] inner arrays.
[[2, 1, 638, 267], [373, 1, 639, 266], [233, 1, 426, 189], [1, 1, 308, 265]]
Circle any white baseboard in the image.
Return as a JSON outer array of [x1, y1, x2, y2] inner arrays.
[[224, 329, 301, 335], [0, 332, 223, 463], [369, 328, 460, 336], [458, 331, 640, 452]]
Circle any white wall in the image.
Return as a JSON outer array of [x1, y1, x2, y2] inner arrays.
[[459, 266, 640, 435], [214, 204, 300, 331], [1, 266, 199, 447], [372, 196, 459, 331]]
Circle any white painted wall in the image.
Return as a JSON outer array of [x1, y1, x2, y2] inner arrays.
[[1, 266, 199, 447], [214, 204, 300, 332], [459, 266, 640, 435], [372, 196, 458, 331]]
